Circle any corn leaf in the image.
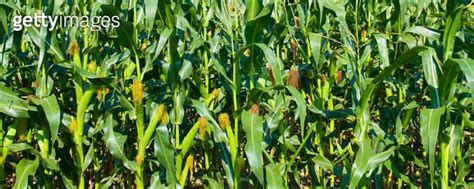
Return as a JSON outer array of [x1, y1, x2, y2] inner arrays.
[[154, 124, 176, 185], [242, 109, 264, 184], [442, 6, 464, 61], [420, 106, 445, 185], [35, 95, 60, 143], [265, 163, 284, 188], [13, 157, 39, 189]]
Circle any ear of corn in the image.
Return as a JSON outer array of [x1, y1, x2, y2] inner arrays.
[[0, 0, 473, 188]]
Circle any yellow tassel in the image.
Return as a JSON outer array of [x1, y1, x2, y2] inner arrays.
[[87, 61, 97, 73], [67, 41, 79, 58], [69, 118, 77, 134], [211, 89, 220, 100], [157, 104, 169, 125], [136, 155, 143, 167], [198, 117, 207, 140], [186, 155, 194, 181], [218, 113, 230, 130], [131, 80, 144, 104]]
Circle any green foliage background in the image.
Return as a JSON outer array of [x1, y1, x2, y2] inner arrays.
[[0, 0, 473, 188]]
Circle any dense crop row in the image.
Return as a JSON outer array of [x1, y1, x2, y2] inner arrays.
[[0, 0, 473, 188]]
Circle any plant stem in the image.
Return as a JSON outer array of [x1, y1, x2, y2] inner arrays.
[[288, 123, 316, 166], [440, 135, 449, 189], [176, 155, 183, 183], [231, 30, 239, 147], [136, 166, 144, 189], [132, 0, 141, 80], [458, 116, 464, 162], [134, 49, 141, 81], [202, 0, 209, 94], [204, 145, 209, 170], [355, 0, 359, 43], [135, 104, 145, 188], [174, 90, 180, 149], [328, 93, 335, 187], [230, 15, 240, 189], [0, 158, 5, 188], [74, 87, 94, 189]]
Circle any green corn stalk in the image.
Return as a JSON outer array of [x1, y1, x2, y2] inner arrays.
[[73, 87, 95, 189]]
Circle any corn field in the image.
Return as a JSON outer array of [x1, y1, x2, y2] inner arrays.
[[0, 0, 473, 188]]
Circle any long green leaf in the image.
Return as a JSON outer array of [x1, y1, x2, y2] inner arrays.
[[308, 32, 323, 68], [35, 95, 60, 143], [242, 109, 264, 184], [357, 46, 427, 139], [450, 58, 474, 110], [83, 143, 94, 173], [287, 86, 306, 136], [245, 0, 261, 21], [0, 84, 31, 118], [421, 49, 440, 108], [349, 139, 395, 188], [180, 122, 199, 156], [265, 163, 284, 188], [103, 113, 127, 161], [406, 26, 441, 40], [154, 124, 176, 185], [374, 34, 389, 68], [13, 157, 40, 189], [442, 6, 464, 61], [144, 0, 159, 34], [420, 106, 445, 185]]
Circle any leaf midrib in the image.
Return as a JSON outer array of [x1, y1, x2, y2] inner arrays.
[[16, 159, 37, 189], [156, 127, 173, 172]]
